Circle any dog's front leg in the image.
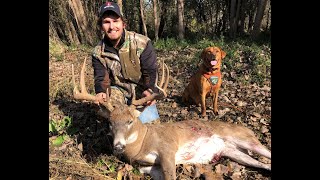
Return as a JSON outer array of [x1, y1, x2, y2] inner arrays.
[[212, 89, 219, 115], [200, 93, 207, 117]]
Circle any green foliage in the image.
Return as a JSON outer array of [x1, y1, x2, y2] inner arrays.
[[154, 36, 270, 86], [131, 167, 141, 175], [49, 116, 76, 134], [52, 134, 69, 146], [50, 116, 78, 147], [222, 39, 271, 86], [98, 158, 117, 174], [154, 38, 179, 50], [49, 38, 65, 61]]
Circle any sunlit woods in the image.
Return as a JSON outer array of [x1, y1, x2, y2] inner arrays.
[[49, 0, 271, 45]]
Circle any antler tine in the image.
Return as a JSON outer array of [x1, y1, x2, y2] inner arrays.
[[131, 61, 170, 106], [72, 58, 114, 112], [155, 62, 169, 97], [158, 60, 165, 88], [72, 58, 95, 101]]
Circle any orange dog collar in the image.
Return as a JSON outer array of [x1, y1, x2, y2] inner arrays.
[[203, 71, 221, 86]]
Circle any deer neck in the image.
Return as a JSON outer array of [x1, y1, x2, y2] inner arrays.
[[125, 121, 148, 161]]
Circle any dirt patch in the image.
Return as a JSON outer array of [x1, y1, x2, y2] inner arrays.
[[49, 47, 271, 179]]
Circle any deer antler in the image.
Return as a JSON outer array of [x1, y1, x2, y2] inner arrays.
[[72, 57, 114, 112], [131, 60, 169, 106]]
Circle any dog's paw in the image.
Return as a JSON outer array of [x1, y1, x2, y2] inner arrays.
[[213, 109, 219, 115]]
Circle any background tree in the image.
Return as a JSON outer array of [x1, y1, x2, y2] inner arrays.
[[153, 0, 160, 41], [251, 0, 268, 39], [177, 0, 185, 40], [49, 0, 271, 45], [140, 0, 148, 36]]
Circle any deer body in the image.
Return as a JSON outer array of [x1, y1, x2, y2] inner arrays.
[[110, 106, 271, 180], [72, 58, 270, 180]]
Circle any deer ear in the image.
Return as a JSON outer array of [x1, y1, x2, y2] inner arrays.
[[97, 108, 111, 119]]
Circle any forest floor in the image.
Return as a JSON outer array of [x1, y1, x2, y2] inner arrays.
[[49, 44, 271, 180]]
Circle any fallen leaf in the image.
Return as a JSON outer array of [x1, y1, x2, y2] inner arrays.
[[180, 109, 188, 115], [77, 142, 83, 151], [236, 101, 247, 107], [260, 126, 269, 133], [231, 171, 242, 180], [215, 164, 229, 175], [260, 118, 268, 125], [223, 96, 231, 103], [252, 112, 261, 118], [261, 85, 271, 91], [250, 116, 257, 121]]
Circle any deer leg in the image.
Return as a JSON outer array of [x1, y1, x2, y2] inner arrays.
[[160, 152, 177, 180], [232, 139, 271, 159], [221, 146, 271, 171], [139, 166, 164, 180]]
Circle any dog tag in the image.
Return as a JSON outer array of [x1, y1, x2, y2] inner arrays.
[[209, 76, 219, 85]]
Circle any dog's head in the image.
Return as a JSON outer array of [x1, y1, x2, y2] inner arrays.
[[201, 46, 226, 69]]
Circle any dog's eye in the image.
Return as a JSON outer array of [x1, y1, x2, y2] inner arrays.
[[128, 120, 133, 125]]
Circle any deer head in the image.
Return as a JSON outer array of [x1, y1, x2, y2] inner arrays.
[[72, 58, 169, 154]]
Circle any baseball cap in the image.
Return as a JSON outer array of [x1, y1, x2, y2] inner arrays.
[[99, 2, 122, 18]]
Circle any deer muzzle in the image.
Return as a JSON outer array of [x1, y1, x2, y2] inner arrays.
[[113, 142, 125, 154]]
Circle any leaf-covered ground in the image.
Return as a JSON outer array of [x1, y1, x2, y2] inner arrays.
[[49, 45, 271, 179]]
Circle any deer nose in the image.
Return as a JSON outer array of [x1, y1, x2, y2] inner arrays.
[[114, 143, 125, 154]]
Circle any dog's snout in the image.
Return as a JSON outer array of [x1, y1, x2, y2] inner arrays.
[[208, 54, 216, 60]]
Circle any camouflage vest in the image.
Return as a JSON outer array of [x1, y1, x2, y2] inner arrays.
[[92, 30, 150, 97]]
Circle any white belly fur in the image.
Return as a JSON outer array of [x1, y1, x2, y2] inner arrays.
[[175, 135, 225, 164]]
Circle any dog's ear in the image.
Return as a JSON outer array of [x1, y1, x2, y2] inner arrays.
[[200, 48, 207, 60], [220, 49, 226, 59]]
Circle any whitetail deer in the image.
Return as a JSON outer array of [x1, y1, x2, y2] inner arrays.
[[72, 58, 271, 180]]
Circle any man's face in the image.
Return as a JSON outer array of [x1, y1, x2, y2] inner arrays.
[[101, 13, 125, 42]]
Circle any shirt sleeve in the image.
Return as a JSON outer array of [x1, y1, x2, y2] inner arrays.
[[139, 40, 159, 93], [92, 55, 110, 94]]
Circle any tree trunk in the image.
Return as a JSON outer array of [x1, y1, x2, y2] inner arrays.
[[229, 0, 236, 38], [235, 0, 241, 35], [118, 0, 123, 15], [251, 0, 268, 39], [215, 1, 220, 34], [139, 0, 148, 36], [65, 15, 80, 45], [153, 0, 160, 41], [68, 0, 94, 45], [247, 0, 256, 33], [159, 0, 169, 38], [177, 0, 185, 40], [238, 0, 247, 35]]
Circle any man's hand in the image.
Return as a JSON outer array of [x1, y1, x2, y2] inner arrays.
[[142, 89, 156, 106], [95, 92, 107, 105]]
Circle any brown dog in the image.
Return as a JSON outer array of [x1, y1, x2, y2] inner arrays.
[[182, 46, 226, 116]]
